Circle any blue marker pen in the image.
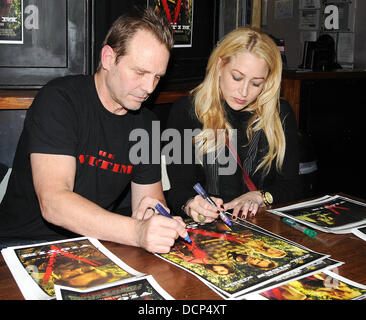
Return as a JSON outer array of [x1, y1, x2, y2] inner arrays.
[[155, 203, 192, 244], [193, 183, 232, 228]]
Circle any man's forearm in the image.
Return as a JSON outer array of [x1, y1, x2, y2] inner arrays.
[[38, 189, 140, 247]]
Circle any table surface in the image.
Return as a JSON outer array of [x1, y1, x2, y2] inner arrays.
[[1, 205, 366, 300]]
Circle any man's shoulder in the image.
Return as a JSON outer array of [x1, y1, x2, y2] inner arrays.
[[44, 74, 93, 92], [133, 106, 157, 120], [128, 106, 158, 131], [139, 106, 157, 117], [28, 75, 95, 120], [35, 75, 94, 106]]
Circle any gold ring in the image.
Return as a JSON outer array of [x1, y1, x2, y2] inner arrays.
[[197, 214, 206, 222]]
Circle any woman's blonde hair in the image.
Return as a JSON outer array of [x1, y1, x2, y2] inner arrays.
[[191, 27, 285, 175]]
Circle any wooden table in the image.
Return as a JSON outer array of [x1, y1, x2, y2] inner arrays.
[[1, 206, 366, 300]]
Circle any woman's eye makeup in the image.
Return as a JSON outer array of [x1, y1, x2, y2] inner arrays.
[[232, 74, 242, 81], [231, 71, 264, 86]]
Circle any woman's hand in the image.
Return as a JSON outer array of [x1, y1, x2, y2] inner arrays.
[[223, 191, 264, 220], [183, 195, 223, 223]]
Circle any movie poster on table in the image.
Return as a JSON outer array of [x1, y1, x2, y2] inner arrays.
[[0, 0, 23, 43], [156, 220, 329, 299], [1, 237, 143, 300], [245, 270, 366, 300], [149, 0, 193, 47], [54, 275, 174, 300], [267, 194, 366, 233], [352, 226, 366, 242]]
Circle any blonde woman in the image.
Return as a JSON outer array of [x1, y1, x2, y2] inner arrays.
[[165, 27, 301, 223]]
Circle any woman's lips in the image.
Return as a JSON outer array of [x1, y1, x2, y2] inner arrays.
[[234, 97, 247, 105]]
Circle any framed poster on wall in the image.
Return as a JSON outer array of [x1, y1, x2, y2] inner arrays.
[[157, 0, 218, 86], [0, 0, 23, 44], [0, 0, 91, 89], [148, 0, 194, 48]]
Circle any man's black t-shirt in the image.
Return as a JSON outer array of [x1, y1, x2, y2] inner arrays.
[[0, 75, 161, 241]]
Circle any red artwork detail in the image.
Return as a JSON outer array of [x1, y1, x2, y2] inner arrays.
[[324, 205, 350, 215], [184, 228, 249, 263], [161, 0, 183, 24], [186, 238, 209, 264], [42, 245, 102, 284], [187, 228, 249, 244]]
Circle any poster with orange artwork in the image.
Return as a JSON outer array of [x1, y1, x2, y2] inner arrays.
[[156, 219, 329, 299]]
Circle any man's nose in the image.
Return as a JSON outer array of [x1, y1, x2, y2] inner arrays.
[[141, 74, 157, 95]]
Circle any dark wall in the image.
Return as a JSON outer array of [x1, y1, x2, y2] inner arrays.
[[299, 77, 366, 199]]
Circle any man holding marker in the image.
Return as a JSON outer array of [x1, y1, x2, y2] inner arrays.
[[0, 8, 188, 253]]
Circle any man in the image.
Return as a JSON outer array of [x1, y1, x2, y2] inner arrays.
[[0, 8, 188, 253]]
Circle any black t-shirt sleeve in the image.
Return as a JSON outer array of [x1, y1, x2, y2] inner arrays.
[[130, 110, 161, 185], [131, 163, 161, 185], [24, 81, 78, 156]]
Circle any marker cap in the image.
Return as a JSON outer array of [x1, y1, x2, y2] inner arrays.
[[304, 227, 317, 238], [193, 183, 206, 197]]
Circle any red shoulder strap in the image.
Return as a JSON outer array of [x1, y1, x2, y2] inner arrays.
[[225, 136, 257, 191]]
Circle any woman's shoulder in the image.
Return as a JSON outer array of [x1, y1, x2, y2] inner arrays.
[[171, 95, 194, 111], [279, 98, 296, 121], [279, 98, 292, 112], [278, 98, 298, 133], [168, 94, 200, 127]]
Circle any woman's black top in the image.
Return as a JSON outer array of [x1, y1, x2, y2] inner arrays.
[[164, 95, 302, 215]]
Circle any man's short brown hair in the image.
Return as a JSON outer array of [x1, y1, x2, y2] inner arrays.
[[98, 7, 174, 70]]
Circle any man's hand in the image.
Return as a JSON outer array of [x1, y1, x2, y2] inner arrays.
[[135, 215, 189, 253]]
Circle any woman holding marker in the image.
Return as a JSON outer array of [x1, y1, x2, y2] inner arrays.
[[165, 27, 302, 223]]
